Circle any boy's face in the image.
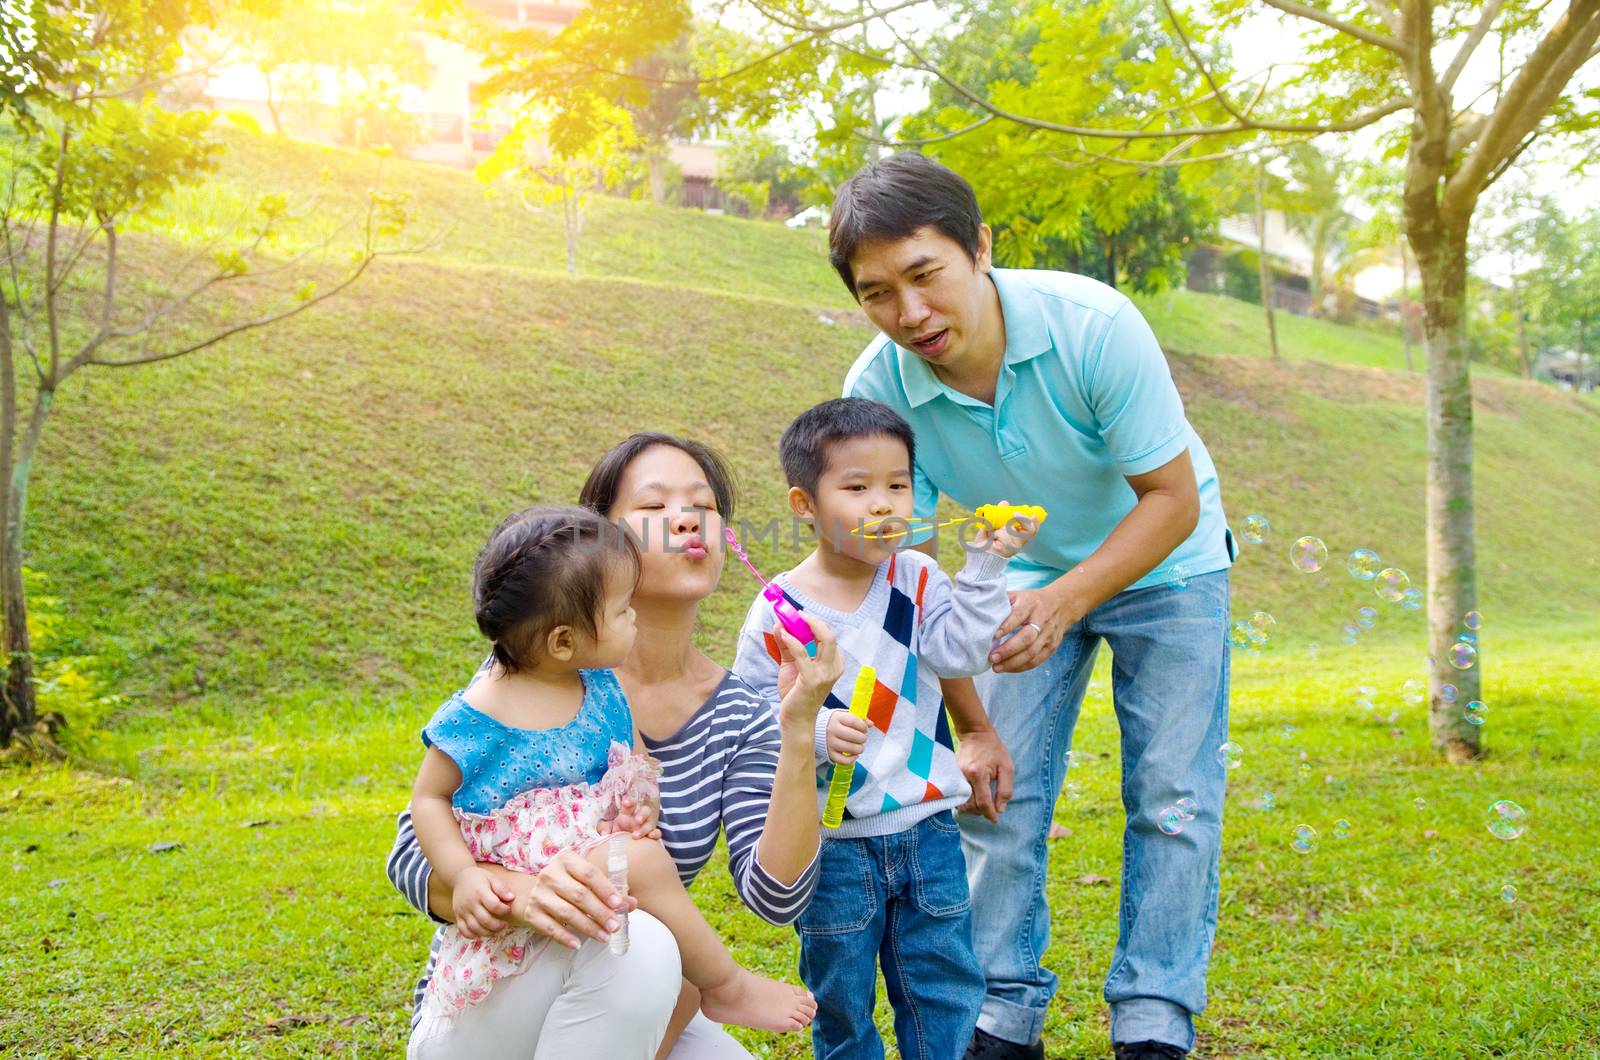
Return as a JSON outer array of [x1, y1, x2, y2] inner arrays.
[[789, 434, 915, 565], [848, 224, 994, 378]]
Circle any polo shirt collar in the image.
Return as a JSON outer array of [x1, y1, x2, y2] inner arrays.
[[897, 268, 1052, 408]]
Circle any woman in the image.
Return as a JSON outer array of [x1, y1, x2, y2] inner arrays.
[[387, 433, 841, 1058]]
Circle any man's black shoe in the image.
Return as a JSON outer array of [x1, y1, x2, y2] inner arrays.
[[1112, 1041, 1188, 1060], [964, 1026, 1046, 1060]]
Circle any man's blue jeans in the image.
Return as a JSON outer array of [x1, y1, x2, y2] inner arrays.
[[796, 811, 985, 1060], [961, 571, 1230, 1051]]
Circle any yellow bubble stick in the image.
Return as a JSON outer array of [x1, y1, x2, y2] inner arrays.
[[852, 504, 1048, 541], [821, 665, 877, 830]]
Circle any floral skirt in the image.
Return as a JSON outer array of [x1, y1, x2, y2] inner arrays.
[[424, 742, 661, 1019]]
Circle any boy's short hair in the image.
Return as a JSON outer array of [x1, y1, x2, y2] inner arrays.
[[828, 153, 984, 295], [780, 397, 916, 498], [472, 505, 640, 672]]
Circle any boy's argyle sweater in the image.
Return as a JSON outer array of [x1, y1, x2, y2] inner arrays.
[[732, 548, 1010, 838]]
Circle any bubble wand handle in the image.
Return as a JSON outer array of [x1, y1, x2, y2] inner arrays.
[[821, 665, 877, 829], [606, 834, 629, 955], [724, 528, 818, 657]]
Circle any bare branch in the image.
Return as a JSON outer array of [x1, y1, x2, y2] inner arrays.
[[1445, 2, 1600, 213], [0, 208, 43, 383], [849, 30, 1409, 139], [1441, 0, 1507, 93], [45, 218, 102, 298], [1158, 0, 1260, 126], [742, 0, 936, 36], [83, 255, 379, 370], [1257, 0, 1406, 54], [1362, 0, 1403, 35], [868, 113, 996, 147]]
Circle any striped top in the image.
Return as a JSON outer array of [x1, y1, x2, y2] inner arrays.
[[386, 671, 821, 1021]]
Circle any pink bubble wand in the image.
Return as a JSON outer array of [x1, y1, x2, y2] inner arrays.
[[724, 527, 818, 657]]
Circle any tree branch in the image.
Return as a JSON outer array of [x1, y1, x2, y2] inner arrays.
[[1441, 0, 1506, 92], [84, 254, 379, 370], [1362, 0, 1403, 35], [0, 209, 43, 384], [868, 113, 996, 147], [849, 30, 1408, 139], [1445, 1, 1600, 214], [1257, 0, 1406, 54], [742, 0, 936, 36]]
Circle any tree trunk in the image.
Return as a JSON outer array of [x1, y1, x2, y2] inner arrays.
[[1511, 274, 1532, 379], [1309, 218, 1327, 318], [1415, 221, 1481, 762], [1400, 241, 1415, 373], [0, 293, 22, 747], [1256, 163, 1280, 360], [263, 71, 284, 136], [562, 183, 578, 276], [647, 150, 667, 205]]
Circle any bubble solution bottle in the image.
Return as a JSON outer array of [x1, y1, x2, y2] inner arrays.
[[607, 834, 629, 956]]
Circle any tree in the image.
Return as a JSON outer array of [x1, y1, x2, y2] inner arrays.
[[206, 0, 429, 140], [1527, 208, 1600, 359], [1279, 142, 1352, 317], [711, 0, 1600, 763], [0, 1, 409, 749]]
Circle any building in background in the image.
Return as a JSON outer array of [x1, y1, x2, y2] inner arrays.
[[200, 0, 721, 188]]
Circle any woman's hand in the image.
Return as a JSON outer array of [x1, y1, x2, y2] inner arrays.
[[774, 617, 842, 731], [509, 848, 637, 949]]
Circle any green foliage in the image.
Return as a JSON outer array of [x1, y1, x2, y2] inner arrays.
[[716, 131, 806, 217], [26, 100, 222, 220]]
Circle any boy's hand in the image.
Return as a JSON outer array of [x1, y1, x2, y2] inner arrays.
[[452, 866, 513, 939], [826, 710, 871, 765], [979, 500, 1039, 559]]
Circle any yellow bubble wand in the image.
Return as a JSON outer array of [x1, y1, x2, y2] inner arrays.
[[849, 503, 1049, 541], [821, 665, 877, 830]]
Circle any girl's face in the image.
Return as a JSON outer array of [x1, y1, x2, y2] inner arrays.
[[582, 562, 639, 668], [607, 444, 726, 605]]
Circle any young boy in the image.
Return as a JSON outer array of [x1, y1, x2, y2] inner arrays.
[[732, 397, 1037, 1060]]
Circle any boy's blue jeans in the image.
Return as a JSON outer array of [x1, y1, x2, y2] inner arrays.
[[961, 571, 1231, 1052], [796, 811, 984, 1060]]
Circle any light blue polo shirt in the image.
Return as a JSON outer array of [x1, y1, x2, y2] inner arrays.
[[843, 267, 1233, 592]]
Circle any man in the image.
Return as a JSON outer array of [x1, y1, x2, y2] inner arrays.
[[836, 153, 1233, 1060]]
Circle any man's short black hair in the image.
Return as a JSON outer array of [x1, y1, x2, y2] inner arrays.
[[828, 153, 984, 295], [780, 397, 916, 498]]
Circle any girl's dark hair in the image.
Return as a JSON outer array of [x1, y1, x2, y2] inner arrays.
[[473, 505, 640, 672], [780, 397, 916, 498], [828, 152, 984, 295], [579, 433, 737, 521]]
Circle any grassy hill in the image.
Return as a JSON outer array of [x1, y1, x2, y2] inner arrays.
[[5, 131, 1600, 1057]]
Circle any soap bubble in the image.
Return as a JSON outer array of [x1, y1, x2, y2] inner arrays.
[[1291, 824, 1317, 853], [1175, 797, 1199, 821], [1216, 742, 1243, 770], [1501, 884, 1516, 904], [1168, 563, 1191, 590], [1401, 588, 1423, 611], [1229, 621, 1252, 650], [1414, 796, 1426, 810], [1463, 610, 1483, 631], [1375, 568, 1409, 603], [1289, 536, 1327, 573], [1062, 750, 1074, 771], [1156, 807, 1185, 835], [1356, 606, 1378, 630], [1448, 642, 1477, 670], [1440, 683, 1459, 703], [1249, 611, 1276, 634], [1402, 678, 1425, 706], [1458, 632, 1478, 645], [1241, 514, 1271, 545], [1464, 700, 1487, 726], [1487, 800, 1526, 840], [1334, 818, 1351, 839], [1257, 791, 1276, 811], [1347, 548, 1382, 580], [1341, 623, 1360, 645]]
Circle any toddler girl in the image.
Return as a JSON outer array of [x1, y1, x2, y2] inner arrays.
[[410, 505, 816, 1033]]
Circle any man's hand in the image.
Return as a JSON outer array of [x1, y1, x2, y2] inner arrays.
[[825, 710, 871, 765], [955, 726, 1015, 821], [452, 865, 515, 940], [990, 581, 1084, 674]]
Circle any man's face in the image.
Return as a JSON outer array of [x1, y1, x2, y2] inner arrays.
[[790, 434, 915, 565], [848, 224, 994, 373]]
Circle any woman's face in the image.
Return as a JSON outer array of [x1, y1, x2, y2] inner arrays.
[[607, 444, 726, 605]]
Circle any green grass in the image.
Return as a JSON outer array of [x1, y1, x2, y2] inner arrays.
[[4, 130, 1600, 1057]]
